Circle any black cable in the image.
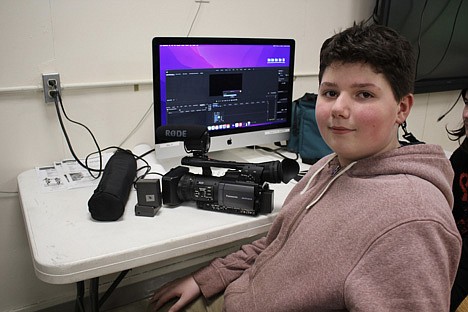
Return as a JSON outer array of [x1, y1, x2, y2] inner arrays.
[[58, 91, 104, 175], [363, 1, 380, 25], [369, 1, 379, 24], [50, 84, 159, 185], [417, 0, 464, 80], [138, 148, 155, 159], [51, 90, 103, 178], [417, 1, 452, 36], [437, 90, 464, 122], [414, 0, 429, 80], [133, 171, 164, 190], [247, 145, 299, 161], [83, 145, 154, 188], [373, 0, 459, 82], [134, 149, 160, 187]]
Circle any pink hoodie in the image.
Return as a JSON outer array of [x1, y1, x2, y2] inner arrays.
[[193, 144, 461, 311]]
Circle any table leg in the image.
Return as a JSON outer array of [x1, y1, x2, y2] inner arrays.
[[98, 269, 130, 308], [75, 270, 131, 312], [90, 277, 99, 312], [75, 281, 85, 312]]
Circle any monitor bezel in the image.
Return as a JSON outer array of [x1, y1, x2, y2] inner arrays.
[[152, 36, 295, 150]]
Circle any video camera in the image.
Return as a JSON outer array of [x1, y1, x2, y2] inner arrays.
[[157, 125, 299, 216]]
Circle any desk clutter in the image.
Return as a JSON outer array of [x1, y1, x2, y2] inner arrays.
[[18, 140, 301, 287], [94, 127, 300, 220], [33, 126, 301, 222]]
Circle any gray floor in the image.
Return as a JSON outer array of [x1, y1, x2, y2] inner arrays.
[[106, 298, 150, 311]]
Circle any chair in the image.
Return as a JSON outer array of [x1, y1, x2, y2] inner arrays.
[[456, 296, 468, 312]]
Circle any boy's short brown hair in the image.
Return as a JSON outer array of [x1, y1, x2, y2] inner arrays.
[[319, 23, 416, 102]]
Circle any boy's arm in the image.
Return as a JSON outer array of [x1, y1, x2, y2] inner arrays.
[[192, 236, 267, 298], [344, 221, 461, 311]]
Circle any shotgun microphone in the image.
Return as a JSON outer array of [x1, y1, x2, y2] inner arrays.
[[156, 124, 208, 142], [156, 125, 210, 154]]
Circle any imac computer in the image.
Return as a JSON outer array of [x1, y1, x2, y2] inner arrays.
[[152, 37, 295, 159]]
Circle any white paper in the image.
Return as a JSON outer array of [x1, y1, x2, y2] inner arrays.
[[35, 163, 68, 192], [36, 153, 112, 192]]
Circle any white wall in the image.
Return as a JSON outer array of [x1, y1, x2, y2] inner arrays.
[[0, 0, 463, 310]]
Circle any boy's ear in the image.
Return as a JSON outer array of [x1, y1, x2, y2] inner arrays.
[[396, 94, 414, 124]]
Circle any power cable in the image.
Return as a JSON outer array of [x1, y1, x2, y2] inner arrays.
[[50, 84, 156, 180], [437, 90, 464, 122], [51, 88, 103, 178], [416, 0, 464, 80]]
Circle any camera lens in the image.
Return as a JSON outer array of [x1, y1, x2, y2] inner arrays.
[[177, 173, 196, 202], [259, 159, 299, 183]]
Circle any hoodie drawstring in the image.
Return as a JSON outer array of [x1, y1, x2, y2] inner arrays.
[[299, 155, 336, 196], [300, 155, 357, 210]]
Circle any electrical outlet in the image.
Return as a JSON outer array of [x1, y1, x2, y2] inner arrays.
[[42, 73, 61, 103]]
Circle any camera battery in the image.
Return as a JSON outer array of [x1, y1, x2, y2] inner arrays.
[[135, 179, 162, 217], [135, 204, 161, 217], [136, 179, 162, 207]]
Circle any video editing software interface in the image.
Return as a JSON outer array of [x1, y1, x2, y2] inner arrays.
[[155, 39, 294, 137]]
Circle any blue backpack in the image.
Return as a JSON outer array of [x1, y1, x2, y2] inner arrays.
[[287, 93, 332, 164]]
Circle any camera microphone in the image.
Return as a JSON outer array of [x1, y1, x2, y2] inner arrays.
[[156, 125, 208, 143], [156, 124, 210, 154]]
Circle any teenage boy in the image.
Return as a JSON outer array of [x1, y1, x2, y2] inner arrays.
[[149, 23, 462, 312]]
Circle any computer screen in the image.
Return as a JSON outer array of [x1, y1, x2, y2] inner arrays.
[[152, 37, 295, 159]]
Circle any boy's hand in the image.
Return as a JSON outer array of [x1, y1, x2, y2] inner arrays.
[[150, 275, 201, 312]]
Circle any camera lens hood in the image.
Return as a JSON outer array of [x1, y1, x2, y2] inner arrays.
[[259, 158, 299, 184], [278, 158, 300, 183]]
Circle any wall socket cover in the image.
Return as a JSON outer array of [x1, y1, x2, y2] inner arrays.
[[42, 73, 61, 103]]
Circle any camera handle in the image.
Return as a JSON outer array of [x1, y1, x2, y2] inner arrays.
[[181, 155, 239, 170], [181, 155, 266, 183], [180, 155, 299, 184], [180, 156, 214, 176]]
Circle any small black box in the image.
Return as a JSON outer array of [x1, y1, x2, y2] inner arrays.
[[136, 179, 162, 207], [135, 204, 161, 217]]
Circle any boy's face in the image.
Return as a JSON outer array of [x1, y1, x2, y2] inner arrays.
[[316, 62, 412, 166]]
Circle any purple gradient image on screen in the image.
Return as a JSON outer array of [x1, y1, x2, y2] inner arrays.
[[158, 44, 291, 109], [152, 37, 295, 158]]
